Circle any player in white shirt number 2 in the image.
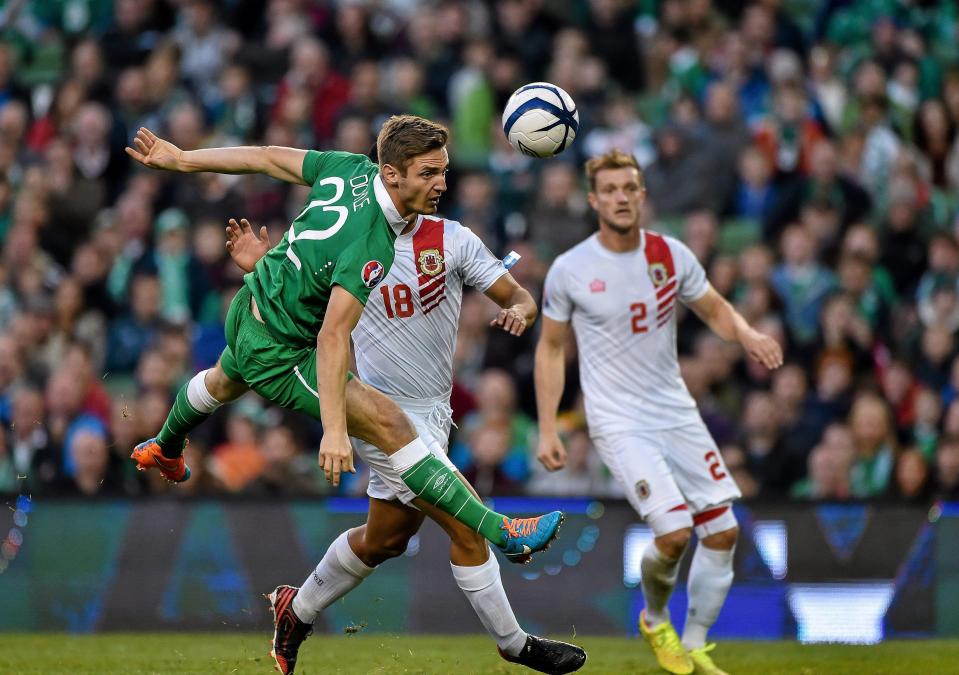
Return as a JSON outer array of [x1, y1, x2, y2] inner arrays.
[[535, 150, 783, 675]]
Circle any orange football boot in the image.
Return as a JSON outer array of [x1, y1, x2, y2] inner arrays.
[[130, 438, 191, 483]]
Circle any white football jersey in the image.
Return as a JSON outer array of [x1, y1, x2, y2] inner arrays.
[[542, 230, 710, 434], [352, 216, 506, 402]]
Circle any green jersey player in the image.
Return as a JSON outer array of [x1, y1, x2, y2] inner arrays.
[[124, 117, 562, 571]]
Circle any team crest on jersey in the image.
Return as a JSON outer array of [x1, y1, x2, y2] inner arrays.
[[648, 262, 669, 287], [361, 260, 385, 288], [635, 479, 651, 501], [417, 248, 445, 277], [589, 279, 606, 293]]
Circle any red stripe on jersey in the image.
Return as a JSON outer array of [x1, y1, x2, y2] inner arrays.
[[644, 232, 676, 290], [667, 504, 689, 512], [420, 271, 448, 299], [657, 291, 677, 310], [656, 278, 677, 300], [413, 217, 447, 307], [692, 505, 729, 526], [422, 295, 447, 315]]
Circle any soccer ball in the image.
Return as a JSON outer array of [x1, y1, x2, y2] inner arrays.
[[501, 82, 579, 158]]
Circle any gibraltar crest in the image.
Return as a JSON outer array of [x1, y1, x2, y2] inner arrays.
[[418, 248, 444, 277], [648, 262, 669, 287]]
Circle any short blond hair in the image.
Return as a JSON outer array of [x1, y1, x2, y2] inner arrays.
[[585, 149, 642, 190], [376, 115, 449, 174]]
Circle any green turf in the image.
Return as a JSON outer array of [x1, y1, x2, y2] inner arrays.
[[0, 634, 956, 674]]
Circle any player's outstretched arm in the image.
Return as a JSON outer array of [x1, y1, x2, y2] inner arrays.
[[125, 127, 310, 185], [316, 285, 363, 486], [485, 274, 537, 336], [534, 316, 571, 471], [687, 286, 784, 370], [225, 218, 271, 272]]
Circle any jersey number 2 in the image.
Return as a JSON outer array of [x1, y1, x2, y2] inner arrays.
[[630, 302, 648, 334], [286, 177, 349, 270], [381, 284, 414, 318]]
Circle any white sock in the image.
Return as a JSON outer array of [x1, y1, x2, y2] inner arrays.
[[291, 530, 374, 624], [682, 544, 735, 649], [186, 370, 222, 413], [450, 549, 528, 656], [387, 436, 430, 473], [640, 543, 681, 627]]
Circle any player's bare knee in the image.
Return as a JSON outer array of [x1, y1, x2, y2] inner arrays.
[[702, 526, 738, 551], [366, 532, 413, 564], [655, 527, 692, 559], [207, 362, 246, 401]]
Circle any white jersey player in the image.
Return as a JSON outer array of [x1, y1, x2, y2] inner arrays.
[[534, 150, 782, 675], [226, 216, 586, 674], [350, 213, 512, 498]]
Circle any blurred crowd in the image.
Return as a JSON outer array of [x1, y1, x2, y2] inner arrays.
[[1, 0, 958, 504]]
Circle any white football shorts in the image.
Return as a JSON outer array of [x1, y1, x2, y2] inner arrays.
[[591, 420, 741, 537], [351, 397, 456, 504]]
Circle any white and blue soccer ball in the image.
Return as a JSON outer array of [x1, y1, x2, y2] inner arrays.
[[501, 82, 579, 158]]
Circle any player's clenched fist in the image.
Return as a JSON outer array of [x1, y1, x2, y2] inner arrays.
[[740, 328, 783, 370], [125, 127, 184, 171], [319, 433, 356, 487], [537, 433, 568, 471], [491, 306, 528, 336]]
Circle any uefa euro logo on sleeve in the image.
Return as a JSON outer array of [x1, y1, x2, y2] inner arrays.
[[361, 260, 385, 288]]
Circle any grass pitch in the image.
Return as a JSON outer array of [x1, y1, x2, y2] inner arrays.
[[0, 633, 956, 674]]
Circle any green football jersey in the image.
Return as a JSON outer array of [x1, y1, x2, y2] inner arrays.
[[244, 150, 401, 347]]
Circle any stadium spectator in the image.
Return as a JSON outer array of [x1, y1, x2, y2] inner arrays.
[[208, 402, 267, 493], [644, 124, 714, 216], [934, 435, 959, 500], [131, 208, 213, 323], [105, 273, 162, 374], [248, 425, 321, 495], [765, 139, 871, 242], [453, 369, 534, 494], [790, 424, 855, 500], [848, 393, 897, 498], [728, 145, 778, 224], [524, 163, 590, 261], [892, 447, 932, 502], [7, 386, 57, 492], [770, 224, 836, 348], [172, 0, 238, 109], [59, 426, 124, 496]]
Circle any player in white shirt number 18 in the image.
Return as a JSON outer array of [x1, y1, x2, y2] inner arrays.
[[534, 150, 782, 675]]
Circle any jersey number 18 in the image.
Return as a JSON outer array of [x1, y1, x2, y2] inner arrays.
[[381, 284, 415, 318]]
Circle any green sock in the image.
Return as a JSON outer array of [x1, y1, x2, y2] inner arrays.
[[401, 455, 508, 547], [156, 384, 212, 458]]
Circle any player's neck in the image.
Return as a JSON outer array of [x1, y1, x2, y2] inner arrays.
[[383, 180, 417, 223], [596, 222, 641, 253]]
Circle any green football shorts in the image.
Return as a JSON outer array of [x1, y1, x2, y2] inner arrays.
[[219, 285, 351, 419]]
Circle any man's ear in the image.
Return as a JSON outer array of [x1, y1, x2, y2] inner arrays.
[[381, 163, 400, 188], [587, 191, 597, 211]]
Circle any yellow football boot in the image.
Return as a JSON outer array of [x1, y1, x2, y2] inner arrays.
[[639, 610, 694, 674], [689, 643, 729, 675]]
